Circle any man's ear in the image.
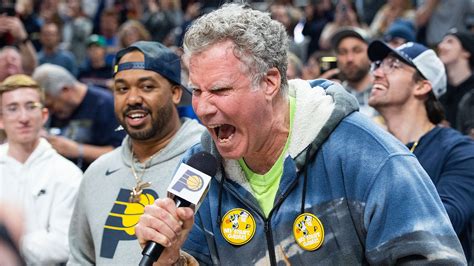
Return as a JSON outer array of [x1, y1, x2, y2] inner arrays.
[[171, 85, 183, 105], [414, 79, 433, 97], [461, 50, 471, 62], [263, 67, 281, 100], [41, 107, 49, 126], [59, 86, 70, 98]]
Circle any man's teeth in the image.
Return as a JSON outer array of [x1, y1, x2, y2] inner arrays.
[[129, 113, 146, 119], [218, 135, 233, 143], [208, 124, 234, 143]]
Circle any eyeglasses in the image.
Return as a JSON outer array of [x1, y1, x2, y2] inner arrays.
[[1, 102, 43, 117], [370, 57, 405, 75]]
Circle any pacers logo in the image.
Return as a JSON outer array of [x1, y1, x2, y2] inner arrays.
[[171, 170, 204, 192], [100, 188, 158, 258], [221, 208, 256, 246], [293, 213, 324, 251]]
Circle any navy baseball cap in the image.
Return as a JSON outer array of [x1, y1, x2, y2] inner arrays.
[[383, 19, 416, 43], [114, 41, 182, 87], [368, 40, 446, 98]]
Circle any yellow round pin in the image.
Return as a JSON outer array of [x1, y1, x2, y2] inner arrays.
[[293, 213, 324, 251], [220, 208, 256, 245]]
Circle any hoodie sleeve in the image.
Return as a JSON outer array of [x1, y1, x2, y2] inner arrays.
[[363, 154, 466, 265], [68, 175, 96, 265], [21, 166, 83, 265]]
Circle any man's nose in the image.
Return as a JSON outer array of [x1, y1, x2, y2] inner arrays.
[[193, 94, 217, 119], [126, 88, 143, 105]]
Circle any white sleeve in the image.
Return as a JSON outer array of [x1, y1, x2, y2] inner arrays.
[[21, 166, 82, 264]]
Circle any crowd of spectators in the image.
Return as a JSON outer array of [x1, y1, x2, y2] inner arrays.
[[0, 0, 473, 124]]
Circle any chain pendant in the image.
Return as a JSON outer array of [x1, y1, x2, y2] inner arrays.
[[129, 181, 151, 203]]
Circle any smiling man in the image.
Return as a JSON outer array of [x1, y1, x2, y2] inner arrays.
[[135, 4, 466, 265], [368, 40, 474, 263], [0, 74, 82, 264], [331, 27, 377, 118], [68, 41, 204, 265]]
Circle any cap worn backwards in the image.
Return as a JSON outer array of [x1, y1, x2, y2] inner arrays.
[[113, 41, 182, 87], [368, 40, 446, 98]]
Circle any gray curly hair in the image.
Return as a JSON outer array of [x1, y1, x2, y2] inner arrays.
[[183, 4, 289, 95]]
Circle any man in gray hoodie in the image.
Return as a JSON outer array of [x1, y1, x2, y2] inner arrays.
[[67, 41, 205, 264]]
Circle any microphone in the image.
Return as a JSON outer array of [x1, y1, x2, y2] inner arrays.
[[139, 151, 218, 266]]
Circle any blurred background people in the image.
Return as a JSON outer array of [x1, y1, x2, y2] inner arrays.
[[415, 0, 471, 47], [117, 19, 151, 49], [369, 0, 415, 39], [302, 50, 340, 81], [437, 29, 474, 136], [301, 0, 334, 61], [0, 12, 38, 75], [382, 19, 416, 48], [287, 51, 303, 80], [98, 8, 120, 66], [38, 22, 78, 77], [319, 0, 369, 50], [32, 63, 125, 171], [78, 34, 113, 90], [0, 46, 23, 82], [271, 3, 306, 61], [61, 0, 93, 66], [15, 0, 42, 51], [141, 0, 183, 47]]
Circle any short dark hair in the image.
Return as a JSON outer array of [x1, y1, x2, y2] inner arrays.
[[413, 71, 445, 124]]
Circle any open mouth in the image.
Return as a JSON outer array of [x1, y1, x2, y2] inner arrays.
[[209, 124, 236, 143], [372, 83, 386, 91], [125, 110, 149, 127]]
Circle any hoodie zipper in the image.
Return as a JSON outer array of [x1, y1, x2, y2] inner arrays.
[[225, 176, 300, 266], [225, 186, 278, 265], [264, 219, 276, 265]]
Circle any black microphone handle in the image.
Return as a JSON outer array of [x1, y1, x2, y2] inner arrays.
[[138, 198, 191, 266]]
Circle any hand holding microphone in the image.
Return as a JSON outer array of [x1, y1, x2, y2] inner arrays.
[[136, 151, 218, 266]]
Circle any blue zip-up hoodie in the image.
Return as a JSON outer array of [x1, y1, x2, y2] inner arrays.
[[182, 79, 466, 265]]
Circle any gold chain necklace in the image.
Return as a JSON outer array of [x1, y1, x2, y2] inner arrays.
[[409, 124, 435, 153], [409, 141, 419, 153], [129, 149, 157, 203]]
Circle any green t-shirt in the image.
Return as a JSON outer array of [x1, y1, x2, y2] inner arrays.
[[238, 96, 295, 217]]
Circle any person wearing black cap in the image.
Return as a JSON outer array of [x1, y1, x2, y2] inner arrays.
[[367, 40, 474, 263], [438, 29, 474, 136], [67, 41, 204, 264], [331, 26, 378, 119]]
